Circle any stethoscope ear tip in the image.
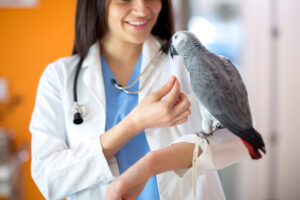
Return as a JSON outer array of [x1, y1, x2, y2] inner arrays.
[[73, 112, 84, 125]]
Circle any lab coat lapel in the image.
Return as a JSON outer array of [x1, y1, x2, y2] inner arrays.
[[82, 43, 106, 109], [139, 35, 164, 101]]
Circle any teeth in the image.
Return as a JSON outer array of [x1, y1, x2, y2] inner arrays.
[[128, 20, 148, 26]]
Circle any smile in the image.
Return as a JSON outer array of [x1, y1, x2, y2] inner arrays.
[[126, 19, 150, 27]]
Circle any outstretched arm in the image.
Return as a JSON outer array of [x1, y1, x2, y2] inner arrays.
[[104, 128, 250, 200], [104, 142, 199, 200]]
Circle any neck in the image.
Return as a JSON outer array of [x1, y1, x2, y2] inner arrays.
[[100, 36, 143, 68]]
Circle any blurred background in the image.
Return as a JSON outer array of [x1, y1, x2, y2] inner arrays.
[[0, 0, 299, 199]]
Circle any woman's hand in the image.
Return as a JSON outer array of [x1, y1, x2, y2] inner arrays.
[[100, 76, 191, 161], [104, 152, 154, 200], [128, 76, 191, 134]]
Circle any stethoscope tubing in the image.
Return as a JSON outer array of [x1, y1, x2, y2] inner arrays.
[[72, 50, 164, 124], [72, 57, 84, 124]]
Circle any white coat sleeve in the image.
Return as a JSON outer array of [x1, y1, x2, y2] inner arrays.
[[171, 129, 250, 177], [170, 57, 250, 177], [29, 63, 114, 200]]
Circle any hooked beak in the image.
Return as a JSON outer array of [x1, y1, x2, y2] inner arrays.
[[170, 44, 178, 59]]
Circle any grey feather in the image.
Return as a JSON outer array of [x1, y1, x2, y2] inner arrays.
[[170, 31, 265, 159]]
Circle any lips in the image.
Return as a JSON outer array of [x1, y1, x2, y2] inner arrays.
[[126, 19, 149, 26], [125, 19, 151, 30]]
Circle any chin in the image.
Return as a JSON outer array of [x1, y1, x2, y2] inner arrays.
[[128, 32, 152, 44], [130, 38, 148, 44]]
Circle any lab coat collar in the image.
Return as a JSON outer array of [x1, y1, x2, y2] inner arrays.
[[140, 34, 163, 71], [81, 35, 162, 69], [81, 43, 106, 108], [139, 35, 165, 101], [81, 43, 99, 69]]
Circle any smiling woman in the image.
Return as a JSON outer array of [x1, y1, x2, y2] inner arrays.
[[105, 0, 162, 44], [29, 0, 249, 199]]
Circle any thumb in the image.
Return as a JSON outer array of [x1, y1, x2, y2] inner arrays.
[[152, 76, 176, 100]]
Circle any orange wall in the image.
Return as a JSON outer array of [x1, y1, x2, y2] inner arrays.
[[0, 0, 76, 199]]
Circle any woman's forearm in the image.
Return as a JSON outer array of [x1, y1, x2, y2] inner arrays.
[[100, 116, 141, 161], [104, 142, 202, 199], [148, 142, 202, 176]]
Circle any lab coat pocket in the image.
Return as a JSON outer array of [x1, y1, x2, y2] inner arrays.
[[66, 102, 106, 148]]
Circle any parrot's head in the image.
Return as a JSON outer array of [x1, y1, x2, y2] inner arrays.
[[170, 31, 203, 59]]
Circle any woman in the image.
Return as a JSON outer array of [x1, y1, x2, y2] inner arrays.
[[30, 0, 249, 199]]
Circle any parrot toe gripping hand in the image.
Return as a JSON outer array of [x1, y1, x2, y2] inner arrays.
[[212, 121, 225, 131], [195, 131, 213, 144]]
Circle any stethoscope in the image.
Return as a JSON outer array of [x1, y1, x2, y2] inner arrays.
[[72, 50, 164, 125]]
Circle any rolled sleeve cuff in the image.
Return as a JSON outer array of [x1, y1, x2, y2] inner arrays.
[[31, 133, 116, 199], [50, 137, 114, 181], [170, 129, 249, 177]]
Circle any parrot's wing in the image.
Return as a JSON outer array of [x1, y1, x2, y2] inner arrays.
[[191, 55, 266, 154], [189, 55, 253, 130]]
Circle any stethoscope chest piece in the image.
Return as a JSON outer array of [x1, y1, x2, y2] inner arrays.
[[72, 102, 87, 125]]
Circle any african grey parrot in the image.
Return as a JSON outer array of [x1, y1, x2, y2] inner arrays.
[[170, 31, 265, 159]]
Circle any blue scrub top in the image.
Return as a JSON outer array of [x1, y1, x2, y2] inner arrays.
[[101, 54, 160, 200]]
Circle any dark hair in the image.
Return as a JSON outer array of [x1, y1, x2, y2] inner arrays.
[[72, 0, 174, 58]]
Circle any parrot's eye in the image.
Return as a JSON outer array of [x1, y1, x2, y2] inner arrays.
[[174, 35, 178, 39]]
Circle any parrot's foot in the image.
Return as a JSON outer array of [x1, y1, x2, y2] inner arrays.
[[195, 131, 213, 144], [212, 121, 225, 132]]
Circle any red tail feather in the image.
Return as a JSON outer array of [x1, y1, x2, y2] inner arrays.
[[241, 139, 262, 159]]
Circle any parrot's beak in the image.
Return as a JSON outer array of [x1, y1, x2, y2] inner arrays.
[[170, 45, 178, 59]]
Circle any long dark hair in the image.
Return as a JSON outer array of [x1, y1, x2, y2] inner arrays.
[[72, 0, 174, 58]]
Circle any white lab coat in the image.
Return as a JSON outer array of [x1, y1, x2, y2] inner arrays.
[[30, 35, 249, 200]]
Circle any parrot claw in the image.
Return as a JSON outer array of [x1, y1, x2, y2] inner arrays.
[[212, 122, 225, 132], [195, 131, 213, 144]]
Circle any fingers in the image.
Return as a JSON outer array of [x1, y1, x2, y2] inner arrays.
[[157, 80, 191, 126], [143, 76, 191, 128], [174, 118, 189, 126], [164, 78, 181, 106], [170, 92, 191, 125], [173, 92, 191, 117], [171, 109, 191, 125], [151, 76, 176, 100]]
